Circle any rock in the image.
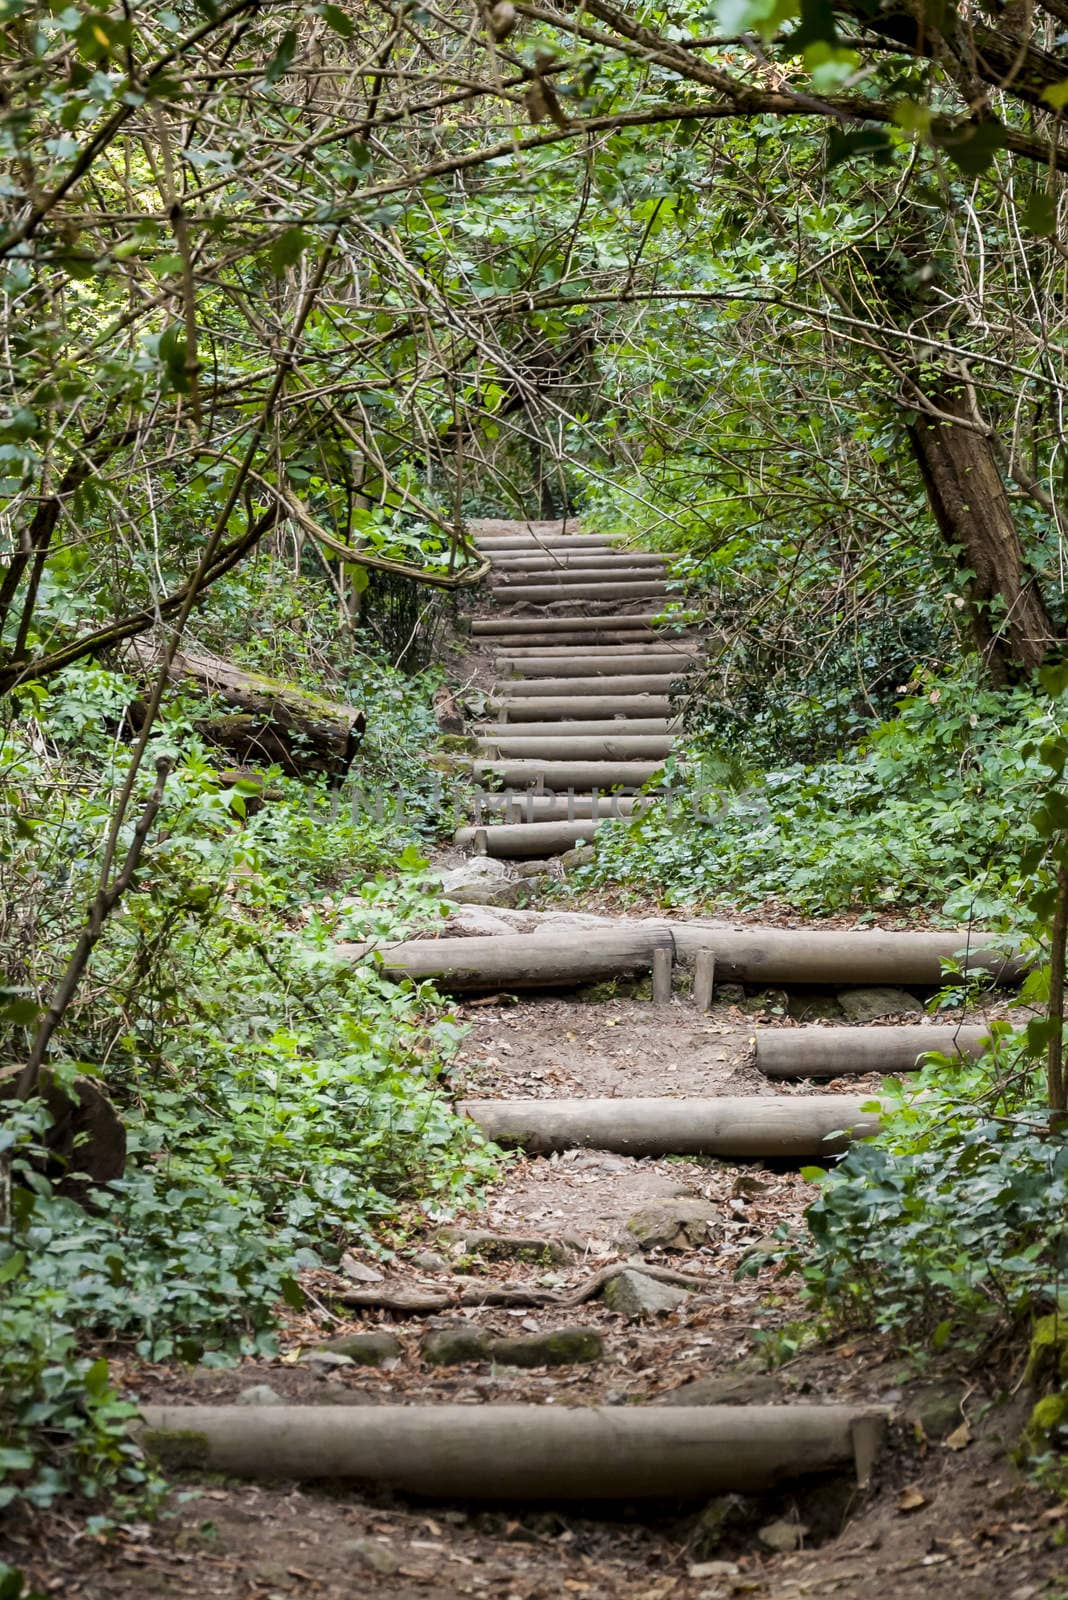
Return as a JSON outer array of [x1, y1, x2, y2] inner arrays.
[[341, 1537, 400, 1575], [758, 1518, 808, 1553], [658, 1373, 781, 1406], [626, 1198, 720, 1252], [516, 860, 553, 877], [516, 874, 551, 899], [688, 1558, 741, 1579], [688, 1495, 754, 1558], [561, 844, 596, 869], [905, 1379, 967, 1440], [439, 1229, 574, 1264], [444, 906, 530, 938], [339, 1253, 385, 1283], [837, 986, 923, 1022], [410, 1248, 449, 1272], [602, 1269, 689, 1320], [715, 983, 746, 1006], [437, 858, 519, 908], [743, 987, 789, 1017], [789, 992, 846, 1022], [302, 1349, 355, 1368], [488, 1327, 603, 1368], [449, 879, 525, 908], [317, 1331, 402, 1367], [420, 1325, 493, 1365], [235, 1383, 285, 1407]]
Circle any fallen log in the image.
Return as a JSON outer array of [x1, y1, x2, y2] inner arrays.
[[135, 1403, 887, 1497], [338, 928, 675, 989], [493, 567, 664, 588], [499, 642, 696, 657], [0, 1066, 125, 1199], [490, 553, 666, 571], [463, 1095, 884, 1158], [126, 643, 365, 779], [475, 735, 676, 761], [756, 1023, 993, 1078], [493, 694, 674, 720]]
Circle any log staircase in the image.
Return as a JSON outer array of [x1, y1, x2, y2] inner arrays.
[[136, 520, 1024, 1577], [455, 518, 698, 858]]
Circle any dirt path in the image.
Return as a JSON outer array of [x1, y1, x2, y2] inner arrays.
[[5, 521, 1064, 1600]]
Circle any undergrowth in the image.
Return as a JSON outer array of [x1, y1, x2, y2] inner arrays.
[[0, 655, 493, 1517]]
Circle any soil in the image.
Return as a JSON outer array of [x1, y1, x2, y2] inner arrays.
[[5, 982, 1064, 1600]]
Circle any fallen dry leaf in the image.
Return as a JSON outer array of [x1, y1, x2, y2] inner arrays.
[[944, 1420, 972, 1451], [897, 1486, 927, 1513]]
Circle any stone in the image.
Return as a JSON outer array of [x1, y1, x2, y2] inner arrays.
[[905, 1379, 966, 1440], [420, 1325, 493, 1365], [439, 1229, 574, 1264], [688, 1558, 741, 1579], [302, 1349, 354, 1368], [235, 1384, 285, 1407], [516, 860, 552, 877], [837, 986, 923, 1022], [449, 879, 525, 908], [658, 1373, 781, 1407], [341, 1537, 400, 1575], [715, 982, 746, 1006], [437, 858, 523, 907], [743, 987, 789, 1017], [601, 1269, 689, 1320], [339, 1253, 384, 1283], [488, 1327, 603, 1368], [410, 1248, 449, 1272], [317, 1331, 402, 1367], [758, 1518, 808, 1553], [788, 992, 846, 1022], [688, 1495, 754, 1558], [626, 1198, 720, 1252], [561, 844, 596, 868], [443, 906, 529, 938]]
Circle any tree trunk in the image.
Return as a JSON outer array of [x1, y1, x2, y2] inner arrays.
[[907, 376, 1058, 677]]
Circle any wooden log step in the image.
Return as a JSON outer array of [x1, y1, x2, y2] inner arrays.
[[494, 675, 678, 697], [344, 927, 1022, 993], [464, 1095, 884, 1158], [494, 695, 674, 721], [498, 641, 698, 657], [665, 926, 1024, 985], [453, 819, 606, 856], [757, 1023, 993, 1079], [488, 549, 665, 565], [475, 735, 676, 761], [497, 581, 670, 604], [339, 928, 675, 988], [482, 631, 674, 649], [474, 794, 646, 820], [493, 569, 667, 590], [479, 718, 678, 737], [470, 614, 667, 634], [473, 534, 612, 550], [499, 654, 695, 678], [468, 759, 668, 788], [136, 1404, 886, 1498]]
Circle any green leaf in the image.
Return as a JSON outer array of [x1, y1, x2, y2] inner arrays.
[[279, 1275, 306, 1310], [1042, 79, 1068, 110], [932, 118, 1007, 177], [1022, 192, 1057, 238], [0, 1252, 26, 1284], [83, 1358, 111, 1399], [322, 3, 354, 37], [268, 227, 309, 277], [264, 28, 298, 85], [826, 126, 894, 169]]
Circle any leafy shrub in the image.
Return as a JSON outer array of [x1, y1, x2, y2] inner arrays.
[[586, 674, 1047, 915]]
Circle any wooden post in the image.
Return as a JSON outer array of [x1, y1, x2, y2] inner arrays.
[[693, 949, 715, 1012], [653, 946, 673, 1004]]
